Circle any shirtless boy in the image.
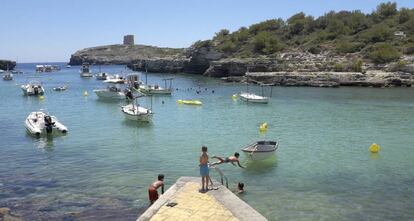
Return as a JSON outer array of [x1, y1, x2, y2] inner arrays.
[[211, 152, 245, 168], [148, 174, 165, 204], [199, 146, 210, 192]]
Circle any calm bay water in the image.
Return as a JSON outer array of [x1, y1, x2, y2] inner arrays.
[[1, 63, 414, 220]]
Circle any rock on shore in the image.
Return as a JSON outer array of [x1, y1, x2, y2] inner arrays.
[[0, 60, 16, 70], [235, 71, 414, 87], [70, 43, 414, 87]]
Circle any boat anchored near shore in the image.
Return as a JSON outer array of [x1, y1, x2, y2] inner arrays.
[[80, 62, 93, 77], [21, 78, 45, 96], [25, 111, 68, 137], [241, 140, 278, 161], [121, 97, 153, 122]]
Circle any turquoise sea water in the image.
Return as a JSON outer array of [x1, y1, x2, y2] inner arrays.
[[1, 63, 414, 220]]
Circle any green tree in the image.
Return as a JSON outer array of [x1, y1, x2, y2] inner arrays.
[[287, 12, 306, 35], [376, 2, 398, 19], [399, 8, 412, 24]]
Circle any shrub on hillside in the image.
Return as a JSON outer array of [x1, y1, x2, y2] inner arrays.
[[336, 40, 363, 53], [367, 43, 400, 63], [254, 32, 283, 54], [361, 24, 392, 43], [350, 59, 363, 72]]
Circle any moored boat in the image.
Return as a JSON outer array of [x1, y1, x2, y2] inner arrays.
[[239, 92, 269, 103], [139, 78, 173, 95], [104, 74, 126, 84], [25, 111, 68, 137], [121, 98, 153, 122], [94, 86, 128, 100], [21, 79, 45, 96], [95, 72, 112, 80], [3, 71, 13, 81], [53, 85, 68, 91], [241, 141, 278, 161], [80, 62, 93, 77]]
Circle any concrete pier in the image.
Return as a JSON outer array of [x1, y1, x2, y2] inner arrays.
[[137, 176, 267, 221]]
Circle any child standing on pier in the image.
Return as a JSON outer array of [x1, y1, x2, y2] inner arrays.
[[199, 146, 210, 192]]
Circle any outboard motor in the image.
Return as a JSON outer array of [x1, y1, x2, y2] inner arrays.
[[44, 115, 54, 134], [125, 89, 134, 100], [34, 86, 39, 95]]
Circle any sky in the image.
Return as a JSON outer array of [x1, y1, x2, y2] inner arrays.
[[1, 0, 414, 62]]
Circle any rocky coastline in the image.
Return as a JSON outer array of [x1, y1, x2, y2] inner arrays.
[[69, 43, 414, 87], [0, 60, 16, 70]]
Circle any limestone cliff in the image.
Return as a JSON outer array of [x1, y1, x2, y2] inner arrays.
[[0, 60, 16, 70], [68, 44, 186, 66]]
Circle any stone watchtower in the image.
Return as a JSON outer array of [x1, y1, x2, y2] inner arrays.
[[123, 35, 134, 45]]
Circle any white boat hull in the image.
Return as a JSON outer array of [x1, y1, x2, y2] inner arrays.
[[243, 151, 275, 161], [25, 112, 68, 136], [139, 85, 172, 95], [80, 72, 93, 77], [241, 141, 278, 161], [121, 104, 152, 122], [239, 92, 269, 103], [94, 89, 126, 100]]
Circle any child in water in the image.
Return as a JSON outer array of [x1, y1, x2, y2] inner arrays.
[[237, 182, 245, 194]]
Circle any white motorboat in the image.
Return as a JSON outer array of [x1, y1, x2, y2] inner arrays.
[[12, 70, 24, 74], [80, 62, 93, 77], [121, 98, 153, 122], [94, 86, 128, 100], [139, 84, 172, 95], [25, 111, 68, 136], [104, 74, 126, 84], [239, 92, 269, 103], [3, 71, 13, 81], [53, 85, 68, 91], [95, 72, 112, 80], [36, 65, 59, 72], [21, 79, 45, 96], [241, 141, 278, 161]]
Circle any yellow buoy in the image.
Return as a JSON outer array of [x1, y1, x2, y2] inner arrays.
[[83, 91, 88, 96], [231, 94, 237, 100], [259, 122, 268, 132], [39, 95, 45, 100], [369, 143, 380, 153]]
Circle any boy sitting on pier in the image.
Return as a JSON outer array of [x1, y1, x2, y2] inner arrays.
[[148, 174, 164, 204], [211, 152, 245, 168]]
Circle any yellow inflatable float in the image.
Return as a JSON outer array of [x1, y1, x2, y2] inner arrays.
[[177, 99, 202, 105], [369, 143, 380, 153], [83, 91, 88, 96], [259, 122, 268, 132]]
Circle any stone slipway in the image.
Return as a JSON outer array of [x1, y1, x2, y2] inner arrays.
[[137, 176, 267, 221]]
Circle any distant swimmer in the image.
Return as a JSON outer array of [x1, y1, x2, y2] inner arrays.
[[148, 174, 165, 204], [211, 152, 245, 168]]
